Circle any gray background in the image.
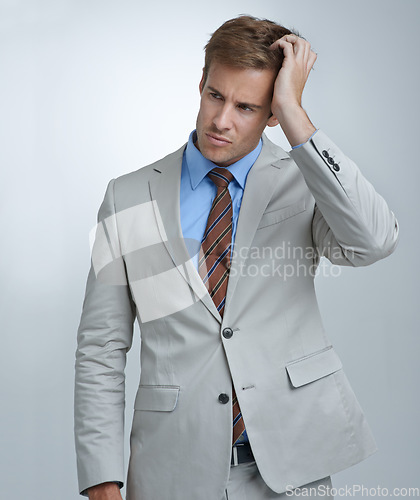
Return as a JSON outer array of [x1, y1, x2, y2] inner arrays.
[[1, 0, 419, 498]]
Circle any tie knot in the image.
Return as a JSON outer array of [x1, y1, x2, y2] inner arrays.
[[208, 168, 235, 189]]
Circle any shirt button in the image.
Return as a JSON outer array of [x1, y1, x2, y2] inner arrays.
[[218, 393, 229, 404], [333, 163, 340, 171], [223, 327, 233, 339], [322, 150, 329, 158], [328, 157, 335, 165]]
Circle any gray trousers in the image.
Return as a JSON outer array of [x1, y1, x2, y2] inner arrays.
[[224, 462, 333, 499]]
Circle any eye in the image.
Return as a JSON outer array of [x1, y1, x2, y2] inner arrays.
[[238, 104, 253, 112], [209, 92, 222, 100]]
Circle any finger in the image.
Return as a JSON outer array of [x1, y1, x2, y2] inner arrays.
[[298, 39, 313, 65], [269, 38, 284, 51], [270, 35, 312, 63], [281, 34, 299, 55], [270, 35, 299, 55], [307, 50, 317, 75], [303, 40, 311, 63], [273, 39, 295, 60], [280, 34, 308, 57]]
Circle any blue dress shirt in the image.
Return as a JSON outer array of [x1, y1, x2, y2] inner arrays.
[[180, 130, 262, 270]]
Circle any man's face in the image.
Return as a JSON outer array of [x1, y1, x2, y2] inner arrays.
[[195, 62, 278, 167]]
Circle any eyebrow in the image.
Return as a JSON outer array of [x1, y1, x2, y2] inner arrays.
[[207, 86, 263, 110]]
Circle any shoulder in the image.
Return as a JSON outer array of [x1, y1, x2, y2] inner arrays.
[[116, 142, 187, 186], [109, 142, 187, 209]]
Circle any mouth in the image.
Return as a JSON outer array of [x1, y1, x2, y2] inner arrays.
[[206, 133, 232, 146]]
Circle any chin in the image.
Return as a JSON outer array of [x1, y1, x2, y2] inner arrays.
[[205, 151, 230, 166]]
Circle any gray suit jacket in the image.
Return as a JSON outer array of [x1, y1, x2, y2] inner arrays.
[[75, 131, 399, 499]]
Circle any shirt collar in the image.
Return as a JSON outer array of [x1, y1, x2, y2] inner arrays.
[[184, 130, 262, 190]]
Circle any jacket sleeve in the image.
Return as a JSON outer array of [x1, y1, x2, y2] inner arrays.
[[74, 179, 136, 496], [289, 130, 399, 266]]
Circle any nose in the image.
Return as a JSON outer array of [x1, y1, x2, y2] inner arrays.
[[213, 104, 233, 131]]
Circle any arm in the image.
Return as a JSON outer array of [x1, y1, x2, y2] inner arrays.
[[75, 179, 136, 496], [291, 131, 399, 265], [270, 34, 399, 265]]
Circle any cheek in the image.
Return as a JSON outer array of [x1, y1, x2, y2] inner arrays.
[[196, 106, 208, 128], [195, 107, 205, 129], [236, 121, 266, 147], [239, 119, 262, 137]]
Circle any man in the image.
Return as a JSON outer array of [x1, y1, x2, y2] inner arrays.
[[74, 15, 399, 500]]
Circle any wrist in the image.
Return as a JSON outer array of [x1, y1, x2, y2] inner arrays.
[[88, 482, 121, 500], [272, 99, 302, 115], [272, 103, 316, 148]]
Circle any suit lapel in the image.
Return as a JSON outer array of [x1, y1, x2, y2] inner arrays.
[[148, 145, 222, 323], [224, 134, 290, 313]]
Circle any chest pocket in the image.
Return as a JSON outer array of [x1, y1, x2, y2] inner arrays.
[[257, 200, 306, 229]]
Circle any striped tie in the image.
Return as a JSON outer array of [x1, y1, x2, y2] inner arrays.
[[198, 167, 246, 445]]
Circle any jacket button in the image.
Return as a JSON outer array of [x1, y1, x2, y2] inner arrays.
[[218, 393, 229, 404], [328, 157, 335, 165], [322, 150, 329, 158], [223, 327, 233, 339], [333, 163, 340, 171]]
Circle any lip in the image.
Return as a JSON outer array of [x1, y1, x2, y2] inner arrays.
[[206, 133, 232, 146]]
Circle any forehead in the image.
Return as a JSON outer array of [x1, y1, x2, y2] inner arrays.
[[204, 62, 276, 103]]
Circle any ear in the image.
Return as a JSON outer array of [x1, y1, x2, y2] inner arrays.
[[199, 69, 205, 95], [266, 113, 279, 128]]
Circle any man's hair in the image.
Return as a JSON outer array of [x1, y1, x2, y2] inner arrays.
[[203, 15, 296, 85]]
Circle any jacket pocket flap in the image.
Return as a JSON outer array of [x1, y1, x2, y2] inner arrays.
[[285, 346, 342, 388], [257, 200, 306, 229], [134, 385, 180, 411]]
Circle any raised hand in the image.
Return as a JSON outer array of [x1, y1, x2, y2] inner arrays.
[[269, 34, 317, 147]]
